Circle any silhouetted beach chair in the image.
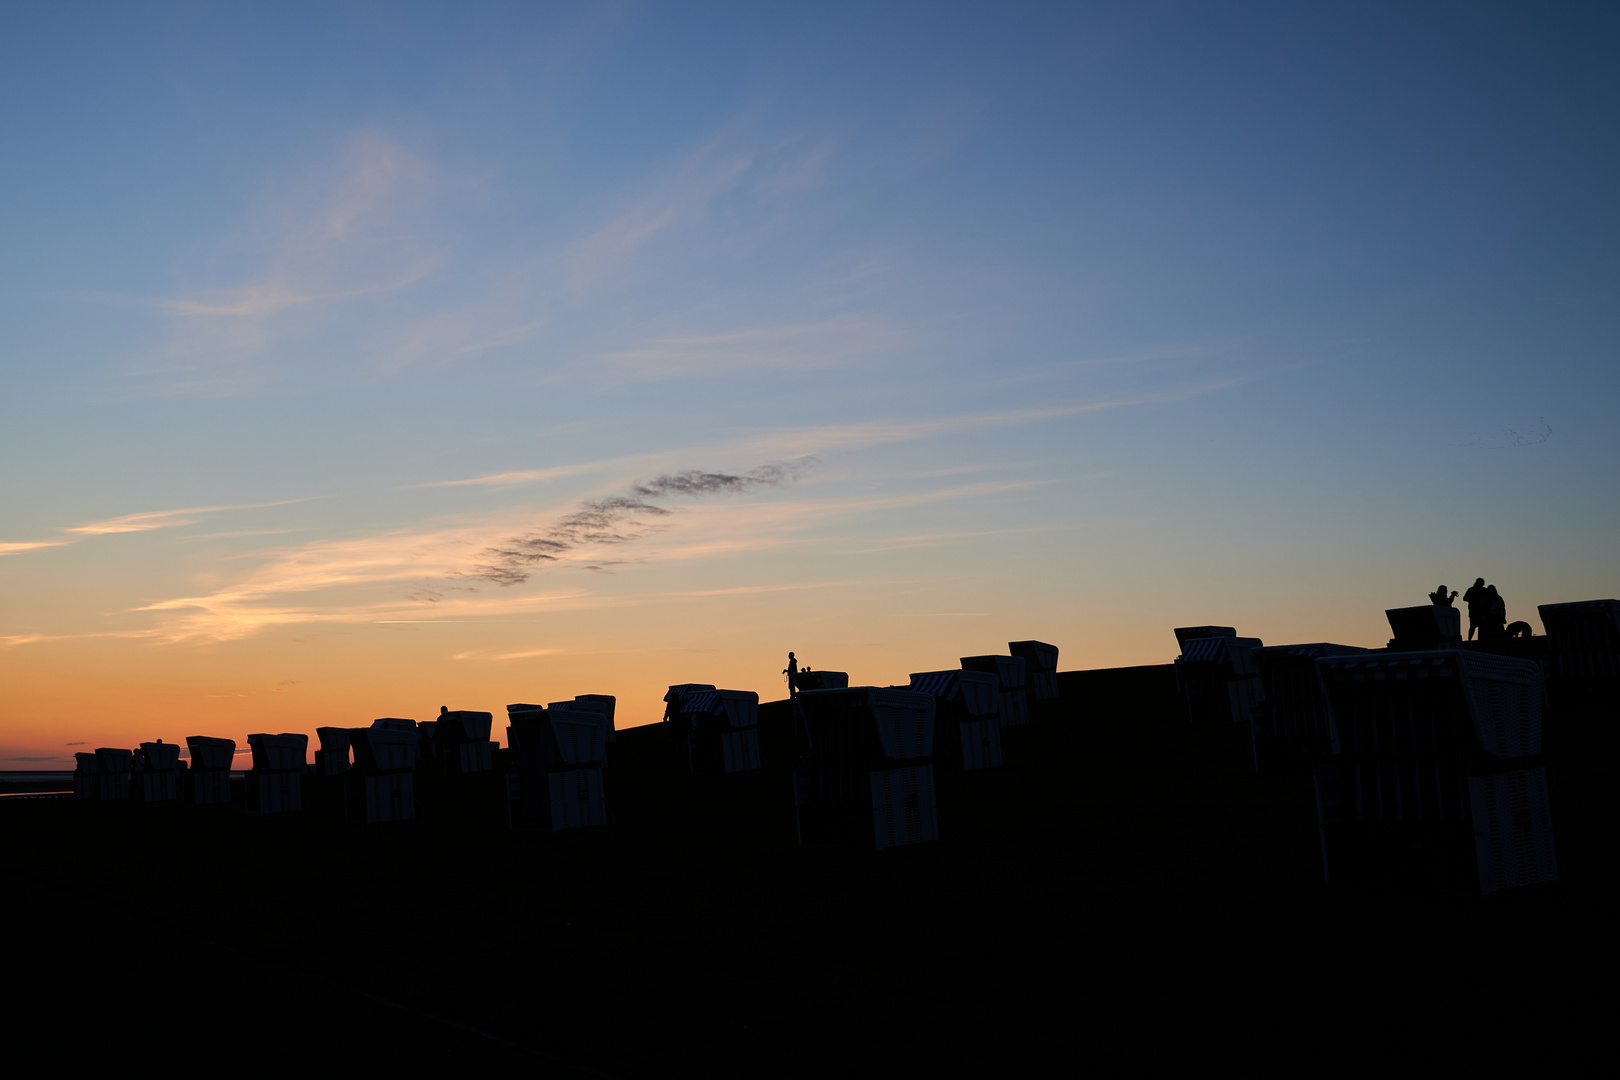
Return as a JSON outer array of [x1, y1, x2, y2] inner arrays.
[[1385, 605, 1463, 651], [959, 655, 1029, 727], [433, 711, 496, 773], [349, 721, 419, 823], [1248, 643, 1368, 771], [794, 687, 938, 849], [678, 689, 762, 773], [185, 736, 236, 805], [1008, 640, 1060, 702], [133, 741, 180, 802], [506, 704, 609, 830], [246, 733, 307, 813], [1172, 631, 1264, 724], [908, 669, 1002, 771], [1313, 650, 1554, 894]]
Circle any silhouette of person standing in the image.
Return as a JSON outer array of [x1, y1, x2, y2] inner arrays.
[[1462, 578, 1489, 640], [783, 651, 798, 697], [1429, 584, 1457, 606], [1484, 585, 1508, 640]]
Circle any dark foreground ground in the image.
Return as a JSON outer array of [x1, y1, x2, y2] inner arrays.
[[4, 666, 1611, 1074]]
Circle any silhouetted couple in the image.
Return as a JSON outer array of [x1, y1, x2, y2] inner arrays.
[[1462, 578, 1507, 640]]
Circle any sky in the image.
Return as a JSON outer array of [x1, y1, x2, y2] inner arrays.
[[3, 1, 1618, 764]]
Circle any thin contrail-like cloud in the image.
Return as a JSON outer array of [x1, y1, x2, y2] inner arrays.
[[1, 497, 322, 557], [0, 541, 72, 557]]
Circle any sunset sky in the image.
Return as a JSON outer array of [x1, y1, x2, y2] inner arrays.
[[4, 2, 1617, 765]]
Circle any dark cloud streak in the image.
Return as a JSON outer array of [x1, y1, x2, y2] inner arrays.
[[456, 459, 814, 588], [632, 460, 814, 498]]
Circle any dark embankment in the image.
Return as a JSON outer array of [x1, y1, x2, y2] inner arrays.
[[4, 664, 1607, 1074]]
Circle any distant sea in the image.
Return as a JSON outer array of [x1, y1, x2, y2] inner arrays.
[[0, 770, 247, 797], [0, 771, 74, 797]]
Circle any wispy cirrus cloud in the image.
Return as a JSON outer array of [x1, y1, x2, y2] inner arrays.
[[179, 529, 298, 542], [666, 579, 893, 599], [565, 140, 757, 293], [0, 541, 73, 557], [67, 504, 249, 536], [836, 523, 1077, 554], [130, 135, 441, 396], [452, 647, 562, 662], [0, 498, 320, 558], [1, 633, 51, 647], [161, 271, 432, 319], [101, 107, 964, 401], [94, 383, 1233, 643], [370, 135, 809, 378], [132, 472, 1047, 642], [895, 612, 987, 617], [0, 498, 322, 557], [1, 631, 151, 647], [718, 376, 1261, 460], [417, 462, 625, 489], [600, 315, 908, 379]]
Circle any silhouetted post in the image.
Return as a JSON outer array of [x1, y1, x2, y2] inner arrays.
[[348, 719, 418, 823], [134, 739, 180, 802], [793, 686, 937, 849], [1314, 649, 1555, 894], [185, 736, 236, 805]]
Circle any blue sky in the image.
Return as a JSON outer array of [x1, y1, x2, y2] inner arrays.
[[2, 2, 1617, 749]]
